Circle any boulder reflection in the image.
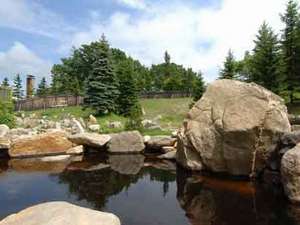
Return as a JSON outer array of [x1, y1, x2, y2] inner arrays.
[[176, 168, 294, 225], [57, 155, 176, 209]]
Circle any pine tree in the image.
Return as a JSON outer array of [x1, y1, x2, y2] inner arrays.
[[281, 0, 300, 103], [250, 22, 281, 93], [164, 51, 171, 64], [2, 77, 9, 87], [83, 35, 119, 115], [219, 49, 236, 79], [192, 72, 205, 102], [13, 74, 23, 100], [37, 77, 48, 97], [116, 60, 140, 116]]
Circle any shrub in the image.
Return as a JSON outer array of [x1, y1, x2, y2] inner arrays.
[[0, 90, 15, 128], [125, 104, 143, 131]]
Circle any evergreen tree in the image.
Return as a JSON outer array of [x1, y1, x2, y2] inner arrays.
[[116, 60, 140, 116], [250, 22, 281, 93], [12, 74, 23, 100], [37, 77, 48, 97], [236, 51, 252, 81], [83, 35, 119, 115], [164, 51, 171, 64], [192, 72, 205, 102], [2, 77, 9, 87], [219, 49, 236, 79], [281, 0, 300, 103]]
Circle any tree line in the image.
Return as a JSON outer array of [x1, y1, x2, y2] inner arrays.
[[219, 0, 300, 104]]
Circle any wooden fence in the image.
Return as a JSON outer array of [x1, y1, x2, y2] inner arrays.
[[14, 91, 192, 111], [0, 87, 11, 102]]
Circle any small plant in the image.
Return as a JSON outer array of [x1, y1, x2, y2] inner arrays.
[[0, 90, 15, 128], [125, 104, 143, 131]]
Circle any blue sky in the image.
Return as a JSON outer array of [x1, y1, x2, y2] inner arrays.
[[0, 0, 289, 85]]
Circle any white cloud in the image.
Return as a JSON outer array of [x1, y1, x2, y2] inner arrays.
[[61, 0, 288, 82], [0, 42, 52, 83], [116, 0, 146, 9], [0, 0, 74, 39]]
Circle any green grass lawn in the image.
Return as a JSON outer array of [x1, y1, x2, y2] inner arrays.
[[20, 98, 192, 135]]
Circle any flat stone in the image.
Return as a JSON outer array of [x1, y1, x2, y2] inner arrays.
[[162, 146, 176, 153], [0, 138, 10, 149], [146, 136, 177, 150], [68, 133, 111, 148], [88, 124, 100, 132], [158, 151, 177, 160], [9, 131, 73, 158], [0, 201, 121, 225], [66, 145, 84, 155], [41, 155, 71, 162]]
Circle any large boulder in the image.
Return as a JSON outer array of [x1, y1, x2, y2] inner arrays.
[[68, 133, 111, 148], [0, 201, 120, 225], [107, 131, 145, 153], [9, 131, 74, 158], [281, 144, 300, 203], [177, 79, 291, 176]]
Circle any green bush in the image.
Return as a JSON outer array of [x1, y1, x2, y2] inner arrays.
[[0, 92, 15, 128], [125, 104, 143, 131]]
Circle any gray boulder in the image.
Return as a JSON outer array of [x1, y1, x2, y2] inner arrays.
[[107, 131, 145, 153], [177, 79, 291, 176], [0, 201, 121, 225], [281, 144, 300, 203]]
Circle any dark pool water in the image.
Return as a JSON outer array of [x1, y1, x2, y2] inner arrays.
[[0, 154, 299, 225]]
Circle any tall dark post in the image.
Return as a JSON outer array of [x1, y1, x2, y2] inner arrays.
[[26, 75, 35, 99]]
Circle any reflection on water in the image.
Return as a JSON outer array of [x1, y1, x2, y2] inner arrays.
[[0, 154, 299, 225]]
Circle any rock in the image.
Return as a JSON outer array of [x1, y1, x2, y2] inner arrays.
[[22, 118, 40, 128], [146, 136, 177, 151], [171, 130, 178, 138], [107, 121, 122, 129], [289, 114, 300, 125], [88, 115, 98, 125], [78, 117, 86, 128], [0, 125, 9, 137], [143, 135, 151, 143], [142, 119, 159, 129], [281, 144, 300, 203], [0, 201, 121, 225], [0, 138, 10, 149], [109, 154, 145, 175], [88, 124, 100, 132], [162, 146, 176, 153], [9, 131, 74, 158], [177, 79, 291, 176], [40, 155, 71, 162], [292, 125, 300, 132], [66, 145, 84, 155], [71, 118, 85, 134], [107, 131, 145, 153], [68, 133, 111, 148], [280, 131, 300, 147], [6, 128, 35, 140], [158, 151, 177, 160]]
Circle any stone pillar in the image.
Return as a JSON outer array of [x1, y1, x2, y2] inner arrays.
[[26, 75, 35, 99]]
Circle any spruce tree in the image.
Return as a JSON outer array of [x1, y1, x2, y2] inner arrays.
[[250, 22, 281, 93], [116, 60, 140, 116], [2, 77, 9, 87], [37, 77, 48, 97], [219, 49, 236, 79], [84, 35, 119, 115], [192, 72, 205, 102], [13, 74, 23, 100], [281, 0, 300, 103]]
